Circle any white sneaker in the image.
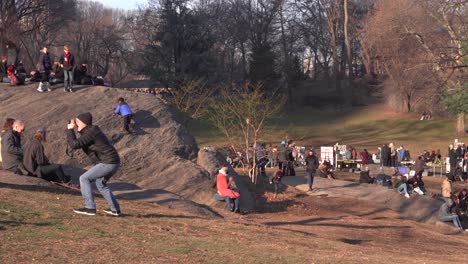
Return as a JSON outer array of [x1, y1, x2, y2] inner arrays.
[[37, 82, 44, 92], [46, 83, 51, 92], [404, 193, 410, 199]]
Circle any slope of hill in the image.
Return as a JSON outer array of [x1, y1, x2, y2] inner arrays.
[[0, 84, 216, 215]]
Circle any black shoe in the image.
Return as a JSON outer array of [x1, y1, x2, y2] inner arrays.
[[103, 208, 121, 216], [234, 208, 240, 214], [73, 208, 96, 216]]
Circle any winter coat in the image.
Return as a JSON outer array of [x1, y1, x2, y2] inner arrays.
[[305, 155, 318, 173], [114, 103, 133, 117], [67, 126, 120, 165], [23, 139, 49, 177], [1, 129, 23, 170], [59, 53, 75, 71], [39, 52, 52, 72], [449, 149, 458, 167], [216, 173, 240, 199], [441, 178, 452, 198]]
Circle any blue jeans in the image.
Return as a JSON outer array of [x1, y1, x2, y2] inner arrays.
[[440, 215, 463, 230], [306, 171, 315, 190], [225, 196, 239, 210], [397, 183, 408, 194], [79, 163, 120, 211], [64, 70, 73, 88]]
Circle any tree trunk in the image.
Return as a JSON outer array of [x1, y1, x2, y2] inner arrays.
[[457, 112, 465, 136], [343, 0, 353, 78]]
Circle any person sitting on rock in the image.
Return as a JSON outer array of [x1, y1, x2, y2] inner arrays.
[[0, 118, 15, 168], [216, 166, 240, 213], [6, 64, 16, 86], [74, 63, 92, 85], [438, 200, 465, 231], [407, 172, 425, 195], [359, 167, 375, 184], [114, 97, 134, 134], [458, 189, 468, 213], [1, 120, 27, 175], [394, 175, 410, 199], [23, 128, 70, 183], [50, 61, 64, 84]]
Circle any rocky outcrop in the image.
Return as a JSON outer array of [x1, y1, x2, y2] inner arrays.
[[197, 148, 255, 212]]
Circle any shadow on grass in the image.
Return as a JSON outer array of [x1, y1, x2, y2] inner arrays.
[[337, 238, 371, 245], [0, 182, 81, 196], [0, 220, 54, 231]]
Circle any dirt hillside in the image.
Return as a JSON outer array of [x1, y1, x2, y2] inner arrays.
[[0, 84, 215, 214]]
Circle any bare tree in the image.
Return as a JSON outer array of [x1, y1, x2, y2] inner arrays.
[[210, 83, 284, 183]]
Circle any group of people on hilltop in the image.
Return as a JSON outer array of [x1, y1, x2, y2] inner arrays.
[[1, 45, 104, 91], [0, 97, 134, 217]]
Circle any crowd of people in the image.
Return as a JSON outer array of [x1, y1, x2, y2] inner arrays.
[[0, 45, 105, 91], [0, 97, 134, 217]]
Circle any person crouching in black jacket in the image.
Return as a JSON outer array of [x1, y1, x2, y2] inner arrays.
[[23, 128, 70, 183], [67, 112, 121, 216]]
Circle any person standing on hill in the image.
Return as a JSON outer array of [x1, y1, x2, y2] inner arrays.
[[114, 97, 133, 134], [1, 120, 25, 175], [59, 45, 75, 92], [381, 144, 390, 167], [37, 46, 52, 93], [67, 112, 121, 216], [305, 150, 319, 192]]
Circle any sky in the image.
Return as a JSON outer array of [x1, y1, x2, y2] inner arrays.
[[93, 0, 148, 10]]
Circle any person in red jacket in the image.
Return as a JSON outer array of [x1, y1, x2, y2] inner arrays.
[[216, 167, 240, 213]]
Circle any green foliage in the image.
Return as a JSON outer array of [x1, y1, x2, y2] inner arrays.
[[249, 43, 277, 85], [444, 85, 468, 115], [143, 0, 217, 87]]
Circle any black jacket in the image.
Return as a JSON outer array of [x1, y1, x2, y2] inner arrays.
[[67, 126, 120, 165], [305, 155, 318, 173], [1, 129, 23, 170], [39, 52, 52, 72], [59, 53, 75, 71], [23, 139, 49, 177]]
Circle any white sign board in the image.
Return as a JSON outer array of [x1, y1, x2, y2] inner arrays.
[[320, 146, 334, 165]]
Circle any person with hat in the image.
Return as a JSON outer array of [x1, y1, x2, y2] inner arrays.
[[23, 127, 70, 183], [216, 167, 240, 213], [59, 45, 75, 92], [67, 112, 121, 216]]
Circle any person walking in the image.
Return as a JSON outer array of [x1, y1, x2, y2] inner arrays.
[[67, 112, 121, 216], [305, 150, 319, 192], [59, 45, 75, 92], [37, 46, 52, 93]]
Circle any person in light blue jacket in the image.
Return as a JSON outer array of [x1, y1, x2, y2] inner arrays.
[[114, 97, 133, 134]]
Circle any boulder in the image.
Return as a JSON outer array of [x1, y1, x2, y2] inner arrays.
[[197, 148, 255, 212], [0, 85, 215, 216]]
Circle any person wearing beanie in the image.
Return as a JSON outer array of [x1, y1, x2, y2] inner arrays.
[[67, 112, 121, 216], [23, 127, 70, 183], [114, 97, 133, 134]]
